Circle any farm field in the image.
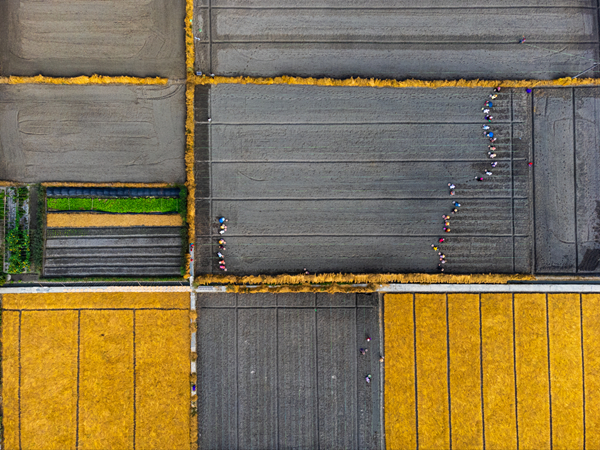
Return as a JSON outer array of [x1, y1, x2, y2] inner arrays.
[[0, 84, 186, 183], [0, 0, 186, 78], [193, 0, 599, 79], [1, 292, 191, 450], [196, 292, 383, 449], [195, 84, 600, 276], [194, 84, 533, 275], [385, 292, 600, 450]]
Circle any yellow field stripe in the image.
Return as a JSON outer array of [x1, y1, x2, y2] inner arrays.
[[514, 293, 551, 449], [189, 74, 600, 89], [20, 311, 79, 450], [415, 294, 450, 449], [583, 294, 600, 449], [0, 75, 167, 85], [47, 212, 182, 228], [384, 294, 416, 449], [2, 311, 20, 450], [480, 294, 517, 450], [547, 294, 584, 449], [448, 294, 483, 449], [3, 292, 189, 310], [79, 311, 134, 450], [135, 310, 190, 450]]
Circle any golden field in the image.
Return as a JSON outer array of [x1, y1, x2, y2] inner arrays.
[[2, 293, 191, 450], [385, 293, 600, 450]]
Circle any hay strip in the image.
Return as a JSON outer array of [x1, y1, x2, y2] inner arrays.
[[198, 273, 534, 286], [2, 311, 20, 450], [79, 311, 134, 450], [21, 311, 78, 450], [481, 294, 518, 449], [184, 83, 195, 280], [135, 310, 190, 450], [185, 0, 194, 75], [548, 294, 584, 449], [47, 212, 182, 228], [514, 294, 551, 449], [582, 294, 600, 449], [3, 292, 189, 310], [190, 74, 600, 90], [415, 294, 450, 449], [384, 294, 417, 449], [0, 75, 167, 85], [448, 294, 483, 449]]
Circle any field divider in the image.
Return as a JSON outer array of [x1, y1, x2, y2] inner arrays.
[[0, 75, 168, 85], [189, 74, 600, 89]]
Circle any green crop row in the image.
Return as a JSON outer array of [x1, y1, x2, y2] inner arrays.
[[5, 187, 30, 274], [47, 197, 180, 214]]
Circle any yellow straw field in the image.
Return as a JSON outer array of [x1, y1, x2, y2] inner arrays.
[[2, 293, 191, 450], [46, 212, 182, 228], [385, 293, 600, 450]]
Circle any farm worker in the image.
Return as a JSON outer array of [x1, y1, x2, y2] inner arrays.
[[218, 239, 226, 245], [448, 183, 455, 189], [486, 170, 493, 176], [219, 217, 227, 224]]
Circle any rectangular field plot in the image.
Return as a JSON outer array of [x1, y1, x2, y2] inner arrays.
[[0, 84, 185, 183], [534, 87, 600, 273], [384, 292, 598, 450], [196, 292, 383, 450], [0, 0, 185, 78], [1, 293, 191, 450], [195, 2, 599, 79], [195, 84, 533, 275]]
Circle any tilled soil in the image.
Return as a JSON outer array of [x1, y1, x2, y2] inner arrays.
[[0, 84, 186, 183], [195, 84, 533, 275], [194, 0, 599, 79], [0, 0, 185, 78], [196, 292, 383, 450]]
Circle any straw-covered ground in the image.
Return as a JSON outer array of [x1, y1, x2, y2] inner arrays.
[[1, 293, 192, 450], [384, 292, 600, 450]]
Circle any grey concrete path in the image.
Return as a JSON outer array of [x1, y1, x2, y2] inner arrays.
[[195, 84, 533, 275], [0, 0, 185, 78], [193, 0, 600, 79], [0, 84, 186, 183], [533, 87, 600, 274], [196, 293, 383, 450]]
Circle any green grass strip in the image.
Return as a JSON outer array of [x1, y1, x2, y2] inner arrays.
[[47, 197, 179, 214]]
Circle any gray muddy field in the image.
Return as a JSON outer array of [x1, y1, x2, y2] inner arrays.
[[0, 0, 185, 78], [197, 292, 383, 450], [194, 0, 599, 79], [195, 84, 533, 275], [534, 87, 600, 274], [0, 84, 186, 183]]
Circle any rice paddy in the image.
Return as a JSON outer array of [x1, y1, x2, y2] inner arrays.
[[384, 293, 600, 450], [1, 293, 191, 450]]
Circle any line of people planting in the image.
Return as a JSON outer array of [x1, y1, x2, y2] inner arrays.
[[216, 216, 228, 271], [431, 86, 503, 271]]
